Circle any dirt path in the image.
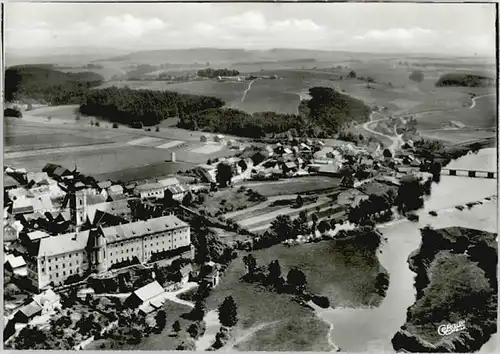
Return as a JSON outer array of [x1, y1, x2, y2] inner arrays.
[[469, 93, 495, 109], [224, 320, 282, 350], [241, 80, 256, 102], [195, 310, 220, 351]]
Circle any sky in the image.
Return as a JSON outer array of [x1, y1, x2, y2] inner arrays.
[[5, 3, 497, 57]]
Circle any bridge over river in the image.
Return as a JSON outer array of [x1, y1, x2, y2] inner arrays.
[[441, 168, 497, 179]]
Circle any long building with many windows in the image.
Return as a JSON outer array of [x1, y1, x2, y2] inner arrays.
[[26, 215, 191, 289]]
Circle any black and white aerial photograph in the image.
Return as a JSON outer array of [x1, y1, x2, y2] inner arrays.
[[2, 2, 498, 353]]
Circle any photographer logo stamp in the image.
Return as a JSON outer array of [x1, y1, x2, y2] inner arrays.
[[437, 320, 466, 336]]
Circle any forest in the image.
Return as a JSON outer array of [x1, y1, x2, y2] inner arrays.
[[79, 87, 224, 126], [5, 65, 104, 104], [435, 73, 495, 87]]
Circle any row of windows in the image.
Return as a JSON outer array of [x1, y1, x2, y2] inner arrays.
[[46, 252, 84, 263], [49, 267, 80, 280], [47, 259, 86, 272]]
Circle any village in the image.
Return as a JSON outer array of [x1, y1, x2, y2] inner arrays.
[[3, 131, 435, 350]]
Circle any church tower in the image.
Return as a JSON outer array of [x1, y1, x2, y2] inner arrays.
[[69, 184, 88, 231]]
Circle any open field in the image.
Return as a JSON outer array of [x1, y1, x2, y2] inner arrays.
[[4, 132, 110, 152], [412, 95, 496, 131], [418, 129, 496, 145], [4, 117, 240, 181], [205, 254, 332, 352], [252, 241, 384, 307]]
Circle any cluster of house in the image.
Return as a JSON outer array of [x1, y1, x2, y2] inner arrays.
[[126, 261, 220, 316], [132, 177, 188, 201], [10, 289, 62, 325], [4, 164, 197, 291]]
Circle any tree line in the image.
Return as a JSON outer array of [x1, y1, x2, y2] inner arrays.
[[197, 68, 240, 78]]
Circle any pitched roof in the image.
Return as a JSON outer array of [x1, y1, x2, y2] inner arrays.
[[33, 289, 60, 307], [27, 230, 50, 242], [87, 194, 107, 206], [31, 195, 54, 211], [150, 296, 165, 309], [102, 215, 188, 244], [284, 162, 297, 169], [26, 172, 49, 184], [37, 230, 92, 257], [18, 301, 43, 318], [4, 174, 19, 189], [97, 181, 112, 189], [53, 166, 70, 177], [133, 281, 164, 302], [87, 199, 131, 222], [167, 185, 186, 195], [5, 255, 26, 268], [12, 198, 34, 214], [138, 302, 156, 314], [108, 185, 124, 194], [108, 193, 127, 201], [157, 177, 180, 188], [135, 182, 163, 192]]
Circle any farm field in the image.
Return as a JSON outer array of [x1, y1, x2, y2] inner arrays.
[[4, 118, 241, 181], [411, 95, 496, 131], [4, 132, 110, 152], [236, 78, 302, 114], [238, 176, 342, 197], [418, 129, 496, 145]]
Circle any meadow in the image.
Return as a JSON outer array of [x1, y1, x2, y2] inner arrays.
[[204, 253, 332, 352]]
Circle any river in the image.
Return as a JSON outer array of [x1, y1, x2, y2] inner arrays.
[[317, 148, 498, 352]]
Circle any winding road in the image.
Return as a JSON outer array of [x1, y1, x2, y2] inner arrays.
[[361, 113, 403, 152], [359, 91, 494, 152]]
